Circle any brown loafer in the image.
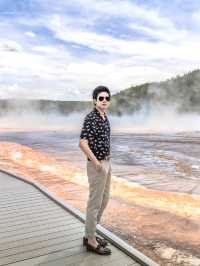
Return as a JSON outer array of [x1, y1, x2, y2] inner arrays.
[[96, 236, 108, 247], [83, 236, 108, 247], [86, 242, 111, 255]]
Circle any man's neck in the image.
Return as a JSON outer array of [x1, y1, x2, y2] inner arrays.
[[95, 106, 107, 117]]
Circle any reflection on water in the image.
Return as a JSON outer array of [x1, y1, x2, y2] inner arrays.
[[1, 129, 200, 265]]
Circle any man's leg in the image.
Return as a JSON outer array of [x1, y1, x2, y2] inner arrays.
[[97, 160, 111, 224], [85, 161, 107, 242]]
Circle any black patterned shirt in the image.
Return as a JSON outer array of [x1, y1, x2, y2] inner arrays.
[[80, 107, 111, 161]]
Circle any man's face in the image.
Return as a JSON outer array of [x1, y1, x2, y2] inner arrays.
[[94, 91, 110, 110]]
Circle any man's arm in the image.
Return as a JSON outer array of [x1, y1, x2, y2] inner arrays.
[[79, 139, 102, 171]]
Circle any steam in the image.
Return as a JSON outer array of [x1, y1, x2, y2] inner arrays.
[[111, 105, 200, 133], [0, 110, 81, 132], [0, 101, 200, 133]]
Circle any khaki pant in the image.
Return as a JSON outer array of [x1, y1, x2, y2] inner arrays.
[[85, 159, 112, 237]]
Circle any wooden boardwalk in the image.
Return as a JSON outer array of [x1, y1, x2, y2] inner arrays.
[[0, 171, 159, 266]]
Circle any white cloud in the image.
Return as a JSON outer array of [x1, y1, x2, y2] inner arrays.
[[129, 23, 187, 42], [24, 31, 36, 38], [45, 13, 200, 63], [32, 45, 59, 54], [37, 0, 174, 29], [0, 40, 22, 52], [0, 0, 200, 100]]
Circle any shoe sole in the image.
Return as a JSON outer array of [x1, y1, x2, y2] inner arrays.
[[86, 246, 111, 255]]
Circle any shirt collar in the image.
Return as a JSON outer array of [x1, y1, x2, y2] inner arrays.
[[93, 107, 107, 118]]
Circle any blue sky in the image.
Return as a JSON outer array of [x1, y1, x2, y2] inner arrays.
[[0, 0, 200, 100]]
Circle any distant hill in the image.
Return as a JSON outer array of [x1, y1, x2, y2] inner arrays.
[[1, 69, 200, 116], [0, 99, 92, 116], [109, 69, 200, 115]]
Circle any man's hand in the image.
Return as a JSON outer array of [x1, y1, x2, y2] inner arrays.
[[79, 139, 104, 172], [94, 160, 103, 172]]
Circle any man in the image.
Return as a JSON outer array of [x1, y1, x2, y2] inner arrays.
[[79, 86, 112, 255]]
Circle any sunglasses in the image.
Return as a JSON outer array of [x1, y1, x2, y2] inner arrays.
[[98, 96, 110, 102]]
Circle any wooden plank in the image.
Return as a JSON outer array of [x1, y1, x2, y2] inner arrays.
[[0, 215, 76, 235], [0, 183, 33, 190], [96, 257, 138, 266], [0, 205, 61, 221], [3, 245, 123, 266], [0, 218, 80, 240], [0, 197, 48, 208], [0, 213, 70, 233], [39, 251, 122, 266], [0, 238, 84, 265], [0, 197, 52, 207], [0, 177, 35, 186], [0, 191, 38, 200], [0, 226, 84, 252], [0, 185, 30, 191], [0, 179, 29, 185], [0, 231, 84, 258], [2, 246, 86, 266], [0, 200, 57, 212], [98, 256, 140, 266], [0, 188, 36, 194], [0, 200, 58, 214], [0, 176, 35, 187], [0, 223, 84, 245], [0, 208, 65, 226], [37, 245, 130, 266], [0, 209, 67, 228]]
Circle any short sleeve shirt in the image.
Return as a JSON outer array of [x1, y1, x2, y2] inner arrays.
[[80, 107, 111, 160]]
